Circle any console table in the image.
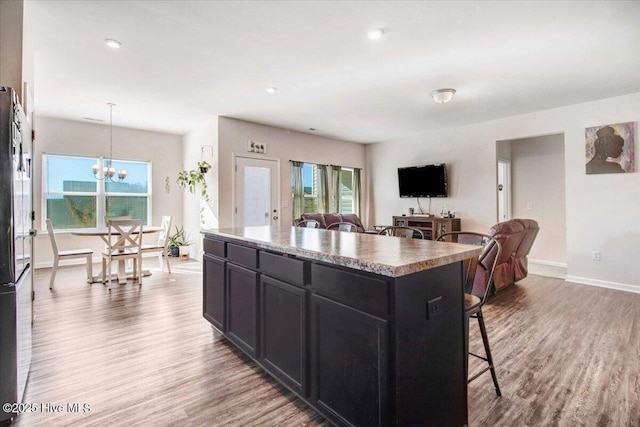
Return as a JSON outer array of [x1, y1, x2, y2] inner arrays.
[[392, 215, 461, 240], [202, 226, 481, 426]]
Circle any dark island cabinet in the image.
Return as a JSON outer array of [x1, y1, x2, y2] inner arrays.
[[259, 275, 308, 396], [202, 232, 469, 427], [311, 294, 389, 427], [203, 254, 226, 331], [226, 263, 259, 358]]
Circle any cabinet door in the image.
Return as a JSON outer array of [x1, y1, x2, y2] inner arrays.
[[227, 263, 259, 357], [260, 276, 308, 396], [203, 254, 226, 331], [311, 294, 389, 427]]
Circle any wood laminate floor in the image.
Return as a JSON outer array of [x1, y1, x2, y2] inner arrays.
[[13, 259, 640, 427]]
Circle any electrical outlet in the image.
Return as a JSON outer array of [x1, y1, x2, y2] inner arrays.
[[592, 251, 601, 261], [426, 296, 443, 320]]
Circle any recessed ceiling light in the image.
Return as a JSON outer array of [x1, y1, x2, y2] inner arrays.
[[105, 39, 122, 49], [265, 87, 277, 94], [367, 29, 384, 40]]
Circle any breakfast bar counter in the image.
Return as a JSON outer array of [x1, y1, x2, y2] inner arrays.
[[202, 226, 482, 427]]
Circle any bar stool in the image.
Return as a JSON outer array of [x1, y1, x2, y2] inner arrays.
[[438, 232, 502, 396]]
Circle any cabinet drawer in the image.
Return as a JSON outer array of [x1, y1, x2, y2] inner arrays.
[[228, 243, 258, 269], [311, 264, 390, 317], [203, 237, 226, 258], [260, 251, 306, 286]]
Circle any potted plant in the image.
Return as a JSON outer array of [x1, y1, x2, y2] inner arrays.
[[167, 226, 193, 257], [198, 160, 211, 174], [177, 165, 210, 202]]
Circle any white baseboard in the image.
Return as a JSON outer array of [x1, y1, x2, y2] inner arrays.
[[529, 259, 567, 268], [565, 275, 640, 295], [34, 253, 197, 270]]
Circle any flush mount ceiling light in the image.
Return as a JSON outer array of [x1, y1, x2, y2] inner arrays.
[[430, 88, 456, 104], [367, 28, 384, 40], [265, 87, 277, 94], [104, 39, 122, 49], [105, 39, 122, 49]]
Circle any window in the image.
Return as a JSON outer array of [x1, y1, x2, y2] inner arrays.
[[340, 167, 354, 214], [44, 154, 151, 229], [303, 163, 318, 213]]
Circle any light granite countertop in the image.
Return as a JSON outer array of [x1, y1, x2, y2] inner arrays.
[[202, 226, 482, 278]]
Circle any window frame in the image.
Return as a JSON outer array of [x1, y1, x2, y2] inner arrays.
[[302, 163, 319, 213], [42, 153, 152, 231], [339, 167, 355, 214]]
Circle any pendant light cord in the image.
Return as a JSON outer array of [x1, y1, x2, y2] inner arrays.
[[108, 102, 114, 168]]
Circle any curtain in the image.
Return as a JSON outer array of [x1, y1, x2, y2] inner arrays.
[[317, 164, 330, 213], [331, 165, 342, 213], [291, 161, 304, 223], [353, 168, 362, 217]]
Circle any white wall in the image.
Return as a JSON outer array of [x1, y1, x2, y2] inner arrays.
[[181, 117, 219, 258], [34, 116, 183, 268], [217, 117, 367, 228], [511, 134, 566, 264], [367, 92, 640, 292]]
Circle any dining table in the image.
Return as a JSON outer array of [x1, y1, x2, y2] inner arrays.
[[72, 225, 162, 284]]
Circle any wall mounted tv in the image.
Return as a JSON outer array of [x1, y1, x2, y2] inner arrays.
[[398, 164, 448, 198]]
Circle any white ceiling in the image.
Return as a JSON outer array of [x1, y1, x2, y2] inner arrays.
[[25, 1, 640, 144]]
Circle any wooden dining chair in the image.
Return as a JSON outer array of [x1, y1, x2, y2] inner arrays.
[[326, 222, 357, 232], [102, 219, 144, 290], [141, 216, 172, 273], [437, 231, 502, 396], [377, 226, 425, 239], [46, 219, 94, 289]]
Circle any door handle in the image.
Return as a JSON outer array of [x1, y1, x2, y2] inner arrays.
[[272, 216, 279, 220], [29, 229, 37, 237]]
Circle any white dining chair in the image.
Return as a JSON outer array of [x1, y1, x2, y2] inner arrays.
[[141, 215, 173, 273], [46, 219, 94, 289], [102, 219, 144, 290]]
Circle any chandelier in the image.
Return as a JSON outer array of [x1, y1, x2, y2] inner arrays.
[[92, 103, 127, 182]]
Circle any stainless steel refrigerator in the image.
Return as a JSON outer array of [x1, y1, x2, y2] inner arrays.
[[0, 87, 34, 425]]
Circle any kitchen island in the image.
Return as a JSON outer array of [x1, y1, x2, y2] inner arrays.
[[202, 226, 482, 427]]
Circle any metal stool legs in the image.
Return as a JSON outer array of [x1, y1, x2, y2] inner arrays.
[[468, 308, 501, 396]]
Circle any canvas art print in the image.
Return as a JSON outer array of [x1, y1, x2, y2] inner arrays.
[[585, 122, 635, 174]]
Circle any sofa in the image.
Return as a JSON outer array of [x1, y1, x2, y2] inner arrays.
[[487, 218, 540, 292], [295, 213, 366, 233]]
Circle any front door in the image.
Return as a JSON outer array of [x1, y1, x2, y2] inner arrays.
[[234, 156, 279, 227]]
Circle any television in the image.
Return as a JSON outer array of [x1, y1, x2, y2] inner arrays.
[[398, 164, 448, 198]]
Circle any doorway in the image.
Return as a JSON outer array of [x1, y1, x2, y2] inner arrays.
[[496, 134, 567, 269], [234, 156, 279, 227], [497, 159, 511, 222]]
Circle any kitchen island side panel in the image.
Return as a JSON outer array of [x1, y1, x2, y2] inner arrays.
[[394, 262, 467, 426]]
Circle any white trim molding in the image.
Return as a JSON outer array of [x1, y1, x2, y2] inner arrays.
[[565, 275, 640, 295], [529, 259, 568, 268]]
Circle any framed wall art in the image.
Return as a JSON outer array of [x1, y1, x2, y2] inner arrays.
[[585, 122, 635, 174]]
